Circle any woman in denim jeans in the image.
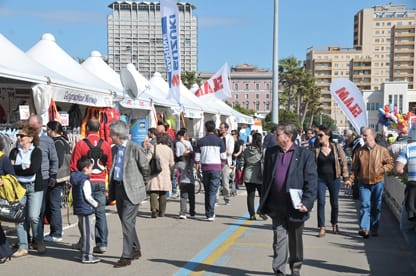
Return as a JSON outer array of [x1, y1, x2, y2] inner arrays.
[[314, 125, 349, 237], [9, 121, 43, 257]]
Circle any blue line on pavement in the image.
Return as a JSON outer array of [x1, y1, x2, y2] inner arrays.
[[174, 214, 250, 276]]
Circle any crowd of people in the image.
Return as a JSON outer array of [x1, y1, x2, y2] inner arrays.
[[0, 118, 415, 275]]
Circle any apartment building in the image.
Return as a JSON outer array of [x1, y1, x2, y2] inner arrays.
[[107, 1, 198, 79], [305, 3, 416, 131], [199, 64, 273, 117]]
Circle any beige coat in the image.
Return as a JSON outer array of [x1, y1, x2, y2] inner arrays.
[[147, 144, 174, 191]]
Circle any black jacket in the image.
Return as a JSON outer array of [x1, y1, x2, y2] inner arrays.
[[258, 144, 317, 222]]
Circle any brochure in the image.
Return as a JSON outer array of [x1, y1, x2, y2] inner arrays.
[[289, 188, 303, 209]]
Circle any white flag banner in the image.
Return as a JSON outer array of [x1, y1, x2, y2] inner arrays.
[[330, 78, 368, 134], [195, 63, 231, 100], [160, 0, 181, 104]]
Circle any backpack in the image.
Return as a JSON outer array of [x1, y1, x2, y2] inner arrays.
[[55, 138, 71, 183], [83, 138, 107, 174]]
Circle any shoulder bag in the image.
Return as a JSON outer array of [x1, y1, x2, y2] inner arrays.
[[149, 143, 162, 176]]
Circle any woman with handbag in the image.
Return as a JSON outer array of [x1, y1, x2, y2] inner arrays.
[[314, 125, 349, 237], [240, 133, 267, 220], [146, 133, 174, 218], [0, 137, 16, 263], [9, 121, 43, 257], [44, 120, 70, 242]]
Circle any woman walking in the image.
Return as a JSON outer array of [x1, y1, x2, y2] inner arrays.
[[314, 125, 349, 237], [9, 121, 43, 257], [147, 133, 174, 218], [240, 132, 266, 220]]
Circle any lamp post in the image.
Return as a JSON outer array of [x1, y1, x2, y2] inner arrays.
[[271, 0, 279, 124]]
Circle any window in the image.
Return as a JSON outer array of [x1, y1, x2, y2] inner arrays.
[[235, 94, 239, 100], [234, 83, 238, 90], [245, 94, 248, 99], [256, 94, 259, 99], [266, 94, 270, 99], [266, 83, 270, 90], [245, 83, 249, 90], [256, 83, 260, 90]]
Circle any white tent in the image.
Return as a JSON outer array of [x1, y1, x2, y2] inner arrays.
[[149, 72, 220, 117], [0, 33, 114, 123], [81, 51, 152, 111], [26, 33, 114, 107]]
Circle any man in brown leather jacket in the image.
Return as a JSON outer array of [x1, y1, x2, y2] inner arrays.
[[345, 127, 393, 238]]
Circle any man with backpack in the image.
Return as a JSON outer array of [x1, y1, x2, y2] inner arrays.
[[70, 118, 112, 253]]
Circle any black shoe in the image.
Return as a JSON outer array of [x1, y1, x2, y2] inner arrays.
[[114, 258, 131, 268], [358, 229, 369, 238], [249, 215, 256, 220], [132, 250, 142, 260]]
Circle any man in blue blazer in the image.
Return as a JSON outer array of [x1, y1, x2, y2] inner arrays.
[[258, 123, 317, 276]]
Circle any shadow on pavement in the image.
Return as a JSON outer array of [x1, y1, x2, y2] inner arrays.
[[149, 258, 275, 275]]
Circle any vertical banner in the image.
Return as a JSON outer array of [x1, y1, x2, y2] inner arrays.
[[330, 78, 368, 134], [161, 0, 181, 105], [194, 63, 231, 100]]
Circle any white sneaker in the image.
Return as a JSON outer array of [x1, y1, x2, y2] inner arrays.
[[207, 214, 216, 221], [179, 215, 187, 219], [44, 235, 63, 242]]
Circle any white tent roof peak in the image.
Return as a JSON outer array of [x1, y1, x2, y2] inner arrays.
[[41, 33, 56, 42], [27, 33, 118, 93], [90, 50, 102, 57], [153, 72, 162, 78]]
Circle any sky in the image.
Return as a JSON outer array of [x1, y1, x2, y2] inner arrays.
[[0, 0, 415, 72]]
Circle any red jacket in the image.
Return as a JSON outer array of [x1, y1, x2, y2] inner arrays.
[[70, 132, 112, 183]]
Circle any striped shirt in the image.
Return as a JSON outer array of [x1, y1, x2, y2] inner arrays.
[[397, 141, 416, 181], [195, 133, 226, 171]]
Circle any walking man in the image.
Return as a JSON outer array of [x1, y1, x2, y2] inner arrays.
[[394, 127, 416, 255], [28, 115, 59, 254], [258, 123, 317, 276], [345, 127, 393, 238], [195, 120, 226, 221], [218, 122, 234, 205], [70, 118, 112, 253]]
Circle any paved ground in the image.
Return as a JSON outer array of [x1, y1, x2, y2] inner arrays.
[[1, 185, 416, 276]]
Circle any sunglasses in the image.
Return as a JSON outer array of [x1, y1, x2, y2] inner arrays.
[[16, 133, 28, 138], [317, 134, 324, 137]]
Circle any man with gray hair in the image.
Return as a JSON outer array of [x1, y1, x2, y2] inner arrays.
[[28, 114, 59, 254], [108, 120, 149, 267], [345, 127, 393, 238], [258, 123, 317, 276]]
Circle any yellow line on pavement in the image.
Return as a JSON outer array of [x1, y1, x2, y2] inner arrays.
[[189, 220, 255, 276]]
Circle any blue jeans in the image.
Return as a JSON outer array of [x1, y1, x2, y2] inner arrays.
[[400, 203, 416, 255], [45, 183, 63, 238], [359, 181, 384, 232], [16, 183, 44, 250], [317, 178, 341, 227], [202, 170, 221, 218], [91, 182, 108, 247]]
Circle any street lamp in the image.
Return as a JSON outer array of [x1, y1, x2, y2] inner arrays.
[[271, 0, 279, 124]]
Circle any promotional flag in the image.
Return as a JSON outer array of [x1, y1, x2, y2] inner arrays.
[[195, 63, 231, 100], [330, 78, 368, 134], [160, 0, 181, 104]]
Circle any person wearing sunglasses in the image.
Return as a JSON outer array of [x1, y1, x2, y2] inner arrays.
[[9, 120, 43, 257], [314, 125, 349, 237]]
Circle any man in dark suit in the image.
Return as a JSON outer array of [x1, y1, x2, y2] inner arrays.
[[258, 123, 317, 276], [108, 120, 149, 267]]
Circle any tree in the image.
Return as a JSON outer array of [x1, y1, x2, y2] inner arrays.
[[279, 56, 303, 112], [181, 71, 201, 89], [226, 102, 255, 115]]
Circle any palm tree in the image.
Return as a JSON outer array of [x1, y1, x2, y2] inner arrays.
[[279, 56, 303, 112], [181, 71, 201, 89]]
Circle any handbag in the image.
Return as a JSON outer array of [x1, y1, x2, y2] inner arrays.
[[0, 199, 25, 223], [234, 167, 243, 185], [149, 143, 162, 176], [0, 175, 26, 223]]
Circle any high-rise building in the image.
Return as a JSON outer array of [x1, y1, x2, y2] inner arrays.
[[305, 3, 416, 131], [107, 1, 198, 79]]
